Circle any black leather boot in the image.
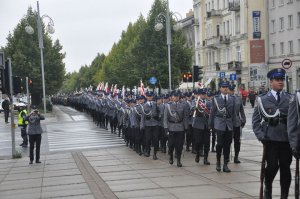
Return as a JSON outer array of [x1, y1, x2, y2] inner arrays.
[[264, 186, 272, 199], [234, 156, 241, 164], [195, 153, 200, 163], [203, 157, 210, 165], [169, 154, 174, 165], [153, 151, 158, 160], [216, 160, 221, 171], [223, 163, 231, 173], [280, 188, 289, 199], [177, 158, 182, 167]]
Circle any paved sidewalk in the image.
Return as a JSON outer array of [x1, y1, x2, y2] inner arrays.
[[0, 139, 297, 199]]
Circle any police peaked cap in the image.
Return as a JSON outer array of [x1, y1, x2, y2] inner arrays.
[[198, 88, 207, 95], [219, 81, 230, 87], [267, 68, 286, 79], [170, 91, 180, 97], [146, 91, 154, 97]]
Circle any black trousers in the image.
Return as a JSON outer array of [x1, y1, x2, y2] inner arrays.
[[216, 129, 232, 163], [133, 128, 142, 148], [193, 128, 210, 156], [211, 128, 216, 148], [264, 141, 292, 195], [186, 124, 193, 148], [159, 126, 167, 149], [144, 126, 159, 153], [109, 116, 117, 132], [168, 131, 185, 158], [21, 126, 28, 145], [4, 109, 9, 123], [29, 134, 42, 162], [233, 126, 241, 155]]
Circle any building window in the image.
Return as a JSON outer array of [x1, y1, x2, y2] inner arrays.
[[236, 46, 241, 61], [223, 22, 226, 35], [272, 44, 276, 56], [297, 12, 300, 26], [212, 0, 215, 10], [271, 0, 275, 7], [271, 20, 276, 33], [288, 15, 293, 29], [279, 0, 284, 5], [279, 17, 284, 30], [236, 14, 240, 33], [288, 40, 294, 53], [227, 21, 230, 35], [280, 42, 284, 55]]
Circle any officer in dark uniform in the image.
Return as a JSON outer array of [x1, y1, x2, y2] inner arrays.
[[164, 91, 188, 167], [252, 68, 292, 199], [160, 94, 169, 153], [209, 81, 235, 173], [141, 91, 160, 160], [192, 88, 211, 165], [206, 91, 216, 152], [228, 84, 246, 163], [184, 92, 194, 152]]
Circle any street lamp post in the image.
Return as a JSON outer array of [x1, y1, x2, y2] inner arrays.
[[25, 1, 55, 114], [154, 0, 182, 91]]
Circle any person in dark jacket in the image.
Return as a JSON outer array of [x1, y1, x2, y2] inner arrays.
[[25, 106, 45, 164], [2, 97, 10, 123]]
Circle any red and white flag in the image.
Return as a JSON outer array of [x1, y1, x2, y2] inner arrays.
[[140, 80, 145, 96], [113, 84, 118, 97], [96, 82, 102, 91], [104, 82, 109, 93], [122, 85, 125, 98]]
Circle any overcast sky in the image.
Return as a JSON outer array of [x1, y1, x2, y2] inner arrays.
[[0, 0, 192, 73]]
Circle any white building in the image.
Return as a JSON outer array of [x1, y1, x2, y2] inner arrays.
[[267, 0, 300, 92]]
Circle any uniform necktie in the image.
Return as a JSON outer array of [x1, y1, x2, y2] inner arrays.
[[224, 96, 227, 105], [276, 92, 280, 103]]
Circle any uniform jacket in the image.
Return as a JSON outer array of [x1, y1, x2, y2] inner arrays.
[[287, 92, 300, 151], [232, 95, 246, 127], [208, 94, 235, 131], [25, 112, 45, 135], [252, 91, 290, 142], [141, 101, 159, 127], [158, 103, 165, 127], [163, 101, 188, 132], [192, 98, 209, 130], [185, 100, 195, 125]]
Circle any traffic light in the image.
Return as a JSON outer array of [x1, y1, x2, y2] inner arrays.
[[193, 65, 204, 82], [29, 79, 33, 92], [182, 73, 193, 82]]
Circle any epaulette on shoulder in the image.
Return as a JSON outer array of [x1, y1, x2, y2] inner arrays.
[[258, 93, 267, 97]]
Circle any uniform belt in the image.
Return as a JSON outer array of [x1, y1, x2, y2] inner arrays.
[[216, 115, 231, 119], [264, 117, 287, 126], [168, 120, 183, 123]]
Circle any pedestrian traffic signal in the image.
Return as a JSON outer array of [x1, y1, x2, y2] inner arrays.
[[193, 65, 204, 82]]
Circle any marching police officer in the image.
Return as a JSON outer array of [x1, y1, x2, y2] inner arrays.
[[228, 84, 246, 163], [164, 91, 188, 167], [209, 81, 235, 173], [192, 88, 211, 165], [252, 68, 292, 199], [141, 91, 160, 160], [184, 92, 194, 152]]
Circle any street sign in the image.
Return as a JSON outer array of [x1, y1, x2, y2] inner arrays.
[[230, 74, 237, 81], [219, 72, 225, 78], [149, 77, 157, 85], [281, 58, 292, 69]]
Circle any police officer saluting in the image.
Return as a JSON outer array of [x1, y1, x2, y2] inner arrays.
[[209, 81, 235, 173], [252, 68, 292, 199], [164, 91, 188, 167]]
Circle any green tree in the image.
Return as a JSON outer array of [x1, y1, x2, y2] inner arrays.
[[4, 7, 65, 105]]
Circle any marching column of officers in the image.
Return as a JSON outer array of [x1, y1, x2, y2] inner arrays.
[[51, 68, 300, 198], [52, 80, 245, 171]]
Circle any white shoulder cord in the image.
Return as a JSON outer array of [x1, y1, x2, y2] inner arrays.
[[140, 103, 152, 116], [134, 106, 142, 117], [257, 96, 280, 118], [213, 97, 226, 114], [167, 103, 177, 118]]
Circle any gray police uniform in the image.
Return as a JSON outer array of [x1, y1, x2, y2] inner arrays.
[[252, 90, 292, 198], [231, 94, 246, 162], [163, 100, 188, 166], [209, 94, 235, 171], [288, 91, 300, 153]]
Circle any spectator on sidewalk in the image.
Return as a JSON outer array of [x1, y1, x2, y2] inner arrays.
[[2, 97, 10, 123], [248, 90, 256, 108], [25, 105, 45, 164]]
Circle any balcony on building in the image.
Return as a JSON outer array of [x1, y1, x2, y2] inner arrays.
[[228, 61, 242, 71], [206, 9, 222, 19], [219, 35, 230, 44], [215, 62, 220, 71], [205, 36, 220, 47], [228, 0, 240, 11]]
